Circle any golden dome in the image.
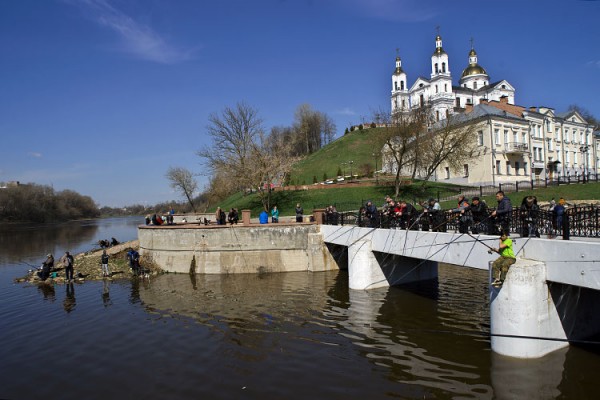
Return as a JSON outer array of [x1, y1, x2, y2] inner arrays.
[[461, 64, 487, 78]]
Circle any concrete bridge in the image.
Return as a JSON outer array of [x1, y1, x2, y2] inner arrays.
[[320, 225, 600, 359]]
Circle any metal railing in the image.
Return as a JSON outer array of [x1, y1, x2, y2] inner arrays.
[[323, 205, 600, 240]]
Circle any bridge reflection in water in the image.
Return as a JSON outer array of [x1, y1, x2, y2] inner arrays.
[[321, 225, 600, 359]]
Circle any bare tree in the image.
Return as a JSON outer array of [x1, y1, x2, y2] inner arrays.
[[198, 102, 300, 211], [165, 167, 198, 212], [293, 104, 336, 155], [415, 116, 478, 182], [373, 107, 427, 198]]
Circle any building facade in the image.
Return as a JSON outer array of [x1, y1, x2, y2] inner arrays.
[[385, 33, 598, 186]]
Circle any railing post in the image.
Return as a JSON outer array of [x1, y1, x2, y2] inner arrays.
[[479, 186, 483, 197], [516, 181, 519, 192]]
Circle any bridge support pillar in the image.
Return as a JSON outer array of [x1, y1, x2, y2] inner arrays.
[[490, 259, 568, 359], [348, 240, 388, 290]]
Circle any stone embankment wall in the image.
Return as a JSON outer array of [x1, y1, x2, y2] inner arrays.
[[138, 224, 338, 274]]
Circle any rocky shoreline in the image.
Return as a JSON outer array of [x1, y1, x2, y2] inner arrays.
[[15, 240, 163, 284]]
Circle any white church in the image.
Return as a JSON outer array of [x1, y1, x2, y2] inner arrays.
[[384, 32, 598, 185], [391, 33, 515, 121]]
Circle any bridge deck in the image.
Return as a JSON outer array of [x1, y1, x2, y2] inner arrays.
[[320, 225, 600, 291]]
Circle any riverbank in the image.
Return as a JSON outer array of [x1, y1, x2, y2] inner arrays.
[[15, 240, 163, 284]]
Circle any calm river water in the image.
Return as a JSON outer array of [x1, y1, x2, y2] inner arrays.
[[0, 217, 598, 399]]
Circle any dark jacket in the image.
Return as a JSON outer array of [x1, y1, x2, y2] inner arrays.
[[496, 197, 512, 220]]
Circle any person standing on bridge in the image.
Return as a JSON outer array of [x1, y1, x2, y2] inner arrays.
[[490, 230, 516, 287], [491, 191, 512, 235]]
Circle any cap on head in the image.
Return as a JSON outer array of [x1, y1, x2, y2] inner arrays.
[[472, 196, 479, 201]]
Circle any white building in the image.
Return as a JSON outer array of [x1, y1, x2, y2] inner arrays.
[[385, 33, 598, 185], [391, 33, 515, 122]]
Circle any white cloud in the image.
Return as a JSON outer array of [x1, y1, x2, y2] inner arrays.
[[335, 107, 357, 116], [586, 60, 600, 68], [27, 152, 43, 158], [65, 0, 197, 64]]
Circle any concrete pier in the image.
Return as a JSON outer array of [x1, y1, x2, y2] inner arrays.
[[490, 259, 568, 358]]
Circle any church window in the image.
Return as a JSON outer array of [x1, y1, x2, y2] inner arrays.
[[420, 94, 424, 106], [394, 82, 398, 91], [419, 83, 424, 88], [456, 98, 461, 107], [401, 81, 405, 90], [435, 63, 439, 73], [442, 62, 446, 72], [501, 85, 506, 89], [473, 81, 478, 89], [444, 84, 447, 92], [435, 85, 438, 93], [445, 109, 449, 117], [401, 99, 405, 109], [436, 111, 440, 121]]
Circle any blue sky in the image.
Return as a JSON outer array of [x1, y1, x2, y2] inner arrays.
[[1, 0, 599, 207]]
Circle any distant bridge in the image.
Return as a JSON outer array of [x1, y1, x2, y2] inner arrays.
[[320, 225, 600, 359]]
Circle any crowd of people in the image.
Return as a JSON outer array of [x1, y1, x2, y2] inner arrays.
[[353, 191, 569, 239]]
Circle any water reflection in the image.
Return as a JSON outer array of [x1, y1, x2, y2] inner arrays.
[[63, 282, 76, 313], [102, 279, 111, 308], [491, 349, 565, 399], [37, 282, 56, 302]]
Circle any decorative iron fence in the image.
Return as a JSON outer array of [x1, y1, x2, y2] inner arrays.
[[324, 205, 600, 239]]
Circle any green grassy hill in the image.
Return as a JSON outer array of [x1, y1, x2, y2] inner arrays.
[[289, 128, 382, 185]]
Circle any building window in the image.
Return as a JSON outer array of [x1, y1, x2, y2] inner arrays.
[[463, 164, 469, 177], [494, 129, 500, 145], [401, 81, 405, 90], [565, 129, 569, 142], [435, 63, 439, 73], [515, 161, 520, 175], [401, 99, 405, 109], [513, 131, 518, 143], [456, 98, 461, 107], [436, 111, 440, 121], [496, 160, 501, 174], [444, 84, 447, 92], [420, 94, 424, 106], [506, 161, 511, 175], [394, 82, 398, 91], [435, 85, 438, 93], [504, 130, 508, 144], [524, 162, 528, 175], [445, 167, 450, 179], [442, 62, 446, 72], [477, 131, 484, 146], [473, 81, 478, 89], [522, 132, 527, 143]]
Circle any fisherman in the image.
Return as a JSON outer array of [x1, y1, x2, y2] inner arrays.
[[490, 230, 516, 287], [491, 191, 512, 235], [451, 195, 471, 234], [519, 196, 540, 237], [365, 200, 378, 228], [62, 251, 74, 282], [101, 249, 110, 277], [421, 198, 442, 232], [470, 197, 489, 234], [37, 253, 54, 281]]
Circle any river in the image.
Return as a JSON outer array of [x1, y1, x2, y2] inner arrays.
[[0, 217, 597, 399]]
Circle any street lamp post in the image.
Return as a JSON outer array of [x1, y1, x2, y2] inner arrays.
[[349, 160, 354, 180], [580, 145, 589, 183], [372, 152, 378, 184]]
